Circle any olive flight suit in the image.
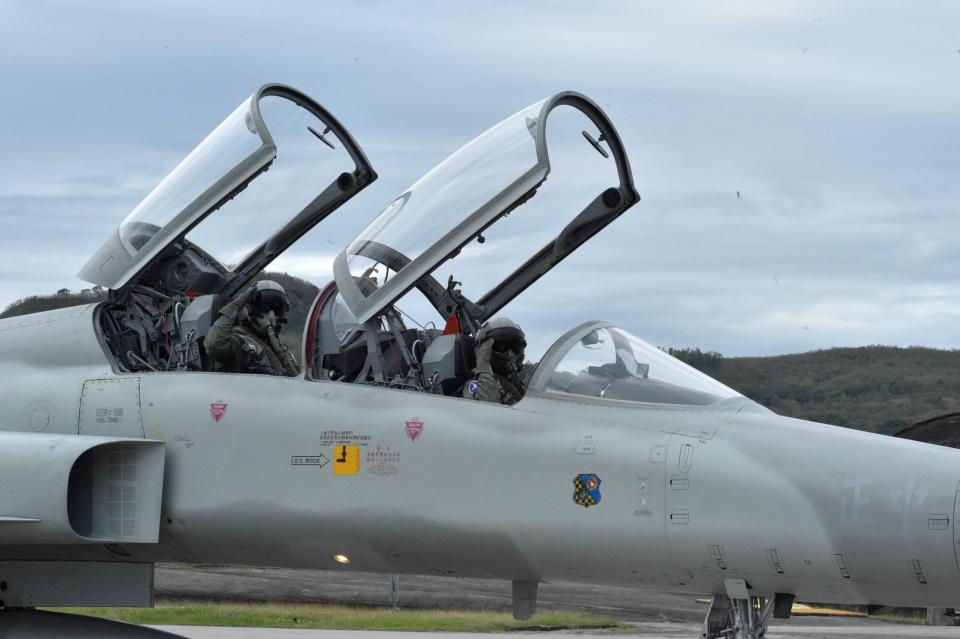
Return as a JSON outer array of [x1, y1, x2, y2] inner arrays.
[[461, 337, 524, 405], [206, 297, 299, 377], [462, 371, 524, 405]]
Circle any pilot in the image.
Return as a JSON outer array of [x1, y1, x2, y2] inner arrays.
[[206, 280, 300, 377], [462, 317, 527, 405]]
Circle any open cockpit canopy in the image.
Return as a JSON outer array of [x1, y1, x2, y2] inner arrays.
[[333, 91, 639, 332], [79, 83, 375, 297], [85, 84, 375, 375], [309, 92, 642, 394]]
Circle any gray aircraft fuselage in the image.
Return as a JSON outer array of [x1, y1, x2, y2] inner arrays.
[[1, 303, 959, 609]]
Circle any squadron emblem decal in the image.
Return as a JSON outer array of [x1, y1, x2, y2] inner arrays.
[[573, 473, 602, 508]]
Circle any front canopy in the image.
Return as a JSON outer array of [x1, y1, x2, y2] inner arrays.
[[333, 91, 639, 329]]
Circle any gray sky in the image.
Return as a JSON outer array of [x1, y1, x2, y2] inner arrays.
[[1, 1, 957, 358]]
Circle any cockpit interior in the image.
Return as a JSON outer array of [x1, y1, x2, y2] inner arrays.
[[305, 91, 640, 400], [82, 84, 741, 409]]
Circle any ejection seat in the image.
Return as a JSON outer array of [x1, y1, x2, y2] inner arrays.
[[322, 329, 422, 382], [178, 294, 221, 371], [307, 282, 424, 384], [419, 331, 476, 396], [306, 282, 476, 394]]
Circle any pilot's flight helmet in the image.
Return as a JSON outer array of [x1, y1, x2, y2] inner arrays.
[[477, 317, 526, 348], [249, 280, 290, 319], [478, 317, 526, 375]]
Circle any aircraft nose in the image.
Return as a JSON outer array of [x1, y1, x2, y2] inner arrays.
[[708, 410, 960, 605]]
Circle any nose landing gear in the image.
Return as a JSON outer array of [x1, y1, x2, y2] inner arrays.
[[702, 579, 786, 639]]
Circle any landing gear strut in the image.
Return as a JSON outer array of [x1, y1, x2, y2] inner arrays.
[[702, 579, 780, 639]]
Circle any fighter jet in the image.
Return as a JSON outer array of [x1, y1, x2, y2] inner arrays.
[[1, 83, 959, 639]]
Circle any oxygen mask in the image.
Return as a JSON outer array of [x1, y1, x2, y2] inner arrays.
[[491, 341, 525, 376], [250, 308, 284, 337]]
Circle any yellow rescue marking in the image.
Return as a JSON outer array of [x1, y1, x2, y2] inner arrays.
[[694, 599, 867, 618], [333, 445, 360, 475], [791, 604, 867, 618]]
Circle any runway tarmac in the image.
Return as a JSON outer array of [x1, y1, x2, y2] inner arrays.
[[155, 565, 705, 620], [154, 566, 958, 638], [147, 623, 960, 639]]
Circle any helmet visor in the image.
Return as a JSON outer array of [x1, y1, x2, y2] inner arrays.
[[254, 289, 288, 316]]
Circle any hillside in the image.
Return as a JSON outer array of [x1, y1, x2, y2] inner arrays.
[[0, 288, 108, 318], [669, 346, 960, 435]]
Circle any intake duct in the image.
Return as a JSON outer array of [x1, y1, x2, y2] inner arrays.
[[0, 432, 165, 545], [0, 610, 182, 638]]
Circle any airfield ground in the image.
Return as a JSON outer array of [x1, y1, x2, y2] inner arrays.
[[144, 625, 960, 639], [154, 565, 955, 637], [155, 565, 702, 620]]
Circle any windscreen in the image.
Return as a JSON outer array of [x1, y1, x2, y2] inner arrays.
[[542, 326, 741, 406]]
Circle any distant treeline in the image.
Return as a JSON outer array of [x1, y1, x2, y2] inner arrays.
[[0, 287, 108, 318], [3, 285, 954, 435], [668, 346, 960, 435]]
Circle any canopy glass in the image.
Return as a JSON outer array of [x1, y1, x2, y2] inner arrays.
[[334, 92, 639, 327], [529, 321, 742, 406], [79, 84, 375, 294]]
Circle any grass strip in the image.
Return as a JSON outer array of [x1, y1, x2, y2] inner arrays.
[[870, 613, 930, 626], [46, 602, 622, 632]]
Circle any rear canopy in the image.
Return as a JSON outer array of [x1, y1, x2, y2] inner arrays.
[[79, 83, 376, 296]]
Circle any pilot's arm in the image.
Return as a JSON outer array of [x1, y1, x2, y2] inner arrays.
[[462, 339, 503, 402], [205, 289, 253, 368]]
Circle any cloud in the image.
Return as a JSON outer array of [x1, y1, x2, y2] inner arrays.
[[0, 1, 957, 356]]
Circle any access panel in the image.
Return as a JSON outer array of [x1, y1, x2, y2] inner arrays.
[[79, 378, 144, 437]]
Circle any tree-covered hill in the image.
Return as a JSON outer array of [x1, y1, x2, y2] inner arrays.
[[669, 346, 960, 435], [0, 287, 108, 318]]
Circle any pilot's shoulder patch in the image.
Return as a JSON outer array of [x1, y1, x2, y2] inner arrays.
[[467, 380, 479, 395]]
